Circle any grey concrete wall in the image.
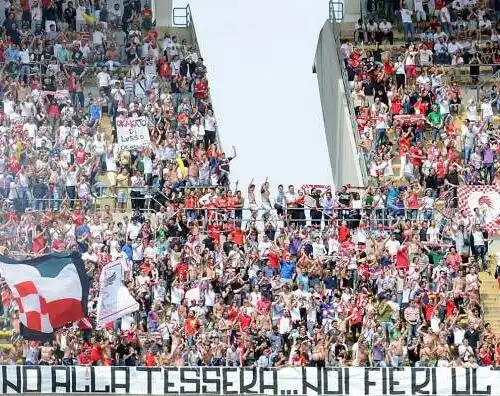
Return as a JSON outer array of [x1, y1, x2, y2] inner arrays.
[[314, 21, 364, 188]]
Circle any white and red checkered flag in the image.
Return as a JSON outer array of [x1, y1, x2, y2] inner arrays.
[[458, 185, 500, 236], [0, 252, 89, 341]]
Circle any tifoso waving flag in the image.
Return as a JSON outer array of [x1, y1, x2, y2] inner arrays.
[[0, 252, 89, 341]]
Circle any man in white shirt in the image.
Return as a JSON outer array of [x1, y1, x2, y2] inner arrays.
[[433, 27, 448, 43], [447, 38, 460, 55], [75, 0, 86, 31], [434, 39, 449, 64], [97, 67, 111, 94], [420, 190, 435, 220], [378, 19, 393, 44], [481, 98, 493, 125], [31, 0, 42, 30], [354, 18, 366, 43], [126, 217, 142, 241], [109, 3, 122, 26], [385, 234, 401, 256], [401, 7, 414, 42], [284, 185, 297, 218], [418, 44, 433, 66], [366, 20, 378, 43], [375, 113, 389, 147], [23, 117, 38, 141], [414, 0, 426, 22], [439, 4, 451, 34], [92, 26, 105, 48], [190, 118, 205, 143]]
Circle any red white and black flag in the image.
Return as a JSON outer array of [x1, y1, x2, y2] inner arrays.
[[0, 252, 90, 341]]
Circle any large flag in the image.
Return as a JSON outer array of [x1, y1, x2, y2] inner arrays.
[[96, 260, 139, 328], [0, 252, 89, 341], [458, 185, 500, 236]]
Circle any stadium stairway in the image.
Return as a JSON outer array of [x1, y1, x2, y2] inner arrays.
[[95, 115, 133, 213], [479, 240, 500, 335]]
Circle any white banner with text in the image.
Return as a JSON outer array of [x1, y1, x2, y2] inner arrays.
[[116, 116, 150, 151], [0, 366, 498, 395]]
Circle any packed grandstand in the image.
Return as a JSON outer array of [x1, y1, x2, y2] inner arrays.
[[0, 0, 496, 374]]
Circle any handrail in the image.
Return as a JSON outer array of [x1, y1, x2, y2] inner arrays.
[[330, 21, 369, 184]]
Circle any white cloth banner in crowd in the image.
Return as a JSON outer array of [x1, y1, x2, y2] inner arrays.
[[116, 116, 150, 151], [0, 366, 498, 394], [96, 260, 139, 327]]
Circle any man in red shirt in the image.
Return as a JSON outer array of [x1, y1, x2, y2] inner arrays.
[[175, 261, 189, 282], [77, 349, 92, 366], [409, 141, 424, 175], [52, 235, 67, 252], [256, 296, 271, 315], [338, 221, 350, 243], [413, 97, 428, 115], [184, 311, 200, 345], [237, 308, 252, 333], [74, 143, 87, 165], [194, 78, 207, 102], [231, 227, 245, 246]]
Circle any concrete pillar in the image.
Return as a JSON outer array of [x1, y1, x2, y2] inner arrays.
[[154, 0, 173, 27]]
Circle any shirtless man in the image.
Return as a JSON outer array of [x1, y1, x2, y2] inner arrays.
[[436, 339, 451, 366], [39, 342, 53, 365], [261, 179, 272, 223], [187, 160, 199, 186], [247, 181, 258, 220], [210, 336, 226, 366], [388, 335, 405, 367], [213, 297, 225, 320]]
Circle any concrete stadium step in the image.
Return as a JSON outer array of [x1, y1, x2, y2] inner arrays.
[[95, 115, 133, 211], [479, 238, 500, 333]]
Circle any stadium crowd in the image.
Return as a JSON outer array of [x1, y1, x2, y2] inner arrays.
[[0, 0, 497, 370]]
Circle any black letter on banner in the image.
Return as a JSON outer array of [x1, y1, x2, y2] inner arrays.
[[240, 368, 258, 394], [259, 368, 277, 395], [22, 366, 41, 393], [111, 367, 130, 393], [472, 369, 491, 394], [137, 367, 161, 395], [364, 368, 379, 395], [91, 366, 110, 392], [2, 366, 21, 393], [202, 367, 221, 394], [452, 368, 471, 395], [302, 367, 321, 395], [411, 368, 436, 395], [222, 367, 238, 395], [71, 367, 89, 393], [180, 368, 200, 394], [164, 367, 178, 394], [51, 366, 70, 393], [344, 368, 350, 395], [388, 368, 404, 395], [323, 368, 343, 395]]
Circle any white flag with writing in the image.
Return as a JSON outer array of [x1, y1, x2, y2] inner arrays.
[[96, 260, 139, 327]]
